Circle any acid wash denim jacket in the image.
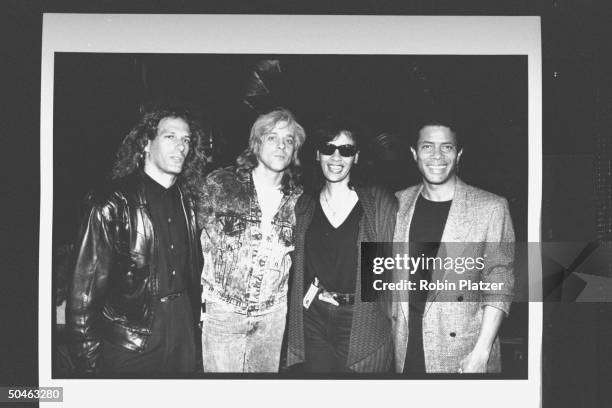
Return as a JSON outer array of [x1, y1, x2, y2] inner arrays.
[[196, 167, 302, 315]]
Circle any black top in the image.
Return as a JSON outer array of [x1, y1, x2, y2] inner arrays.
[[404, 193, 452, 374], [304, 199, 362, 293], [408, 194, 453, 307], [143, 172, 188, 297]]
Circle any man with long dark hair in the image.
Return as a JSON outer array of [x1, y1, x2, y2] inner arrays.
[[197, 108, 305, 372], [67, 104, 208, 373]]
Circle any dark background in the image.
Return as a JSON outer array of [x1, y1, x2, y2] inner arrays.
[[2, 0, 611, 407], [51, 53, 528, 378], [52, 53, 528, 245]]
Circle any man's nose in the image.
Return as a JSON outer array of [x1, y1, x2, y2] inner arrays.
[[175, 140, 188, 153]]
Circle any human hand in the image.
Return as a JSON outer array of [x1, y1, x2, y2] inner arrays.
[[318, 291, 339, 306], [458, 348, 490, 373]]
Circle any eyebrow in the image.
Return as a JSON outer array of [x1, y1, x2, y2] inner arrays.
[[267, 132, 294, 138], [161, 130, 191, 137]]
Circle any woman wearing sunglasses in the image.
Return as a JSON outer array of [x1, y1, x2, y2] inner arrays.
[[286, 116, 397, 373]]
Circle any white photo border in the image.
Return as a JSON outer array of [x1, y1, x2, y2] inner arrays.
[[40, 14, 542, 408]]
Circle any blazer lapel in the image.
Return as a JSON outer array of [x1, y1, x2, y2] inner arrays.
[[353, 188, 374, 310], [393, 185, 422, 322], [347, 188, 374, 367], [425, 178, 473, 314]]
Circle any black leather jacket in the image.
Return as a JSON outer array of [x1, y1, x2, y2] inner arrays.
[[67, 171, 202, 373]]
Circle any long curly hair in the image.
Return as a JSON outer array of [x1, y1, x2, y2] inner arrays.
[[111, 104, 209, 199], [235, 108, 306, 194]]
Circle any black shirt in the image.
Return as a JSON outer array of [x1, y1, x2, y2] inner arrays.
[[142, 172, 188, 297], [408, 194, 453, 307], [304, 199, 362, 293], [404, 193, 452, 374]]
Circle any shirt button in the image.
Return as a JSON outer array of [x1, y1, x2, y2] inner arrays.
[[450, 332, 456, 338], [168, 217, 172, 223], [172, 270, 176, 276], [170, 244, 174, 250], [457, 295, 464, 302]]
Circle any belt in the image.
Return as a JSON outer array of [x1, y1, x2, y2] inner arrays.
[[159, 290, 185, 303], [320, 289, 355, 305]]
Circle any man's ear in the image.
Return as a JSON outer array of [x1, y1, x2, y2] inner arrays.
[[354, 151, 359, 164], [457, 148, 463, 163], [316, 151, 320, 162], [144, 139, 151, 154], [410, 147, 417, 162]]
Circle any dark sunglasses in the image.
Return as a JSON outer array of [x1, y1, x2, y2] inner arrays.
[[319, 143, 358, 157]]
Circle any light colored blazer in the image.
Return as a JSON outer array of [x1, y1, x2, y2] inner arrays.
[[391, 178, 515, 373]]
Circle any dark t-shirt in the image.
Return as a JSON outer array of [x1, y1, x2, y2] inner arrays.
[[404, 194, 452, 374], [304, 200, 362, 293], [408, 195, 452, 307]]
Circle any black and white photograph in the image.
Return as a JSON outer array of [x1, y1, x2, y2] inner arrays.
[[51, 53, 529, 379], [35, 14, 542, 407], [8, 4, 611, 408]]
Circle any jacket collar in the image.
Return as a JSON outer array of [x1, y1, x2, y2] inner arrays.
[[395, 177, 472, 242], [246, 168, 303, 198], [297, 185, 371, 225], [394, 177, 474, 315], [355, 186, 376, 238]]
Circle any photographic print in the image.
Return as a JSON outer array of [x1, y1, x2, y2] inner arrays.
[[40, 14, 541, 408]]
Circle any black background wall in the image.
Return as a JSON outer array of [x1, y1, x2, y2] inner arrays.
[[2, 1, 611, 407], [51, 53, 528, 246], [51, 52, 530, 378]]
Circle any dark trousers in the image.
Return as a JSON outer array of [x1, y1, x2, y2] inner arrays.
[[100, 294, 196, 373], [403, 306, 426, 374], [303, 297, 354, 372]]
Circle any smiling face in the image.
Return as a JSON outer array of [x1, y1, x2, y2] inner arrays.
[[256, 120, 296, 174], [144, 116, 191, 179], [317, 131, 359, 186], [411, 125, 462, 187]]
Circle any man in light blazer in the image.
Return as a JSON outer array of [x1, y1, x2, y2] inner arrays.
[[392, 120, 515, 374]]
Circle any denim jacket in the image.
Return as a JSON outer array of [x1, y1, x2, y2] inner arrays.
[[196, 167, 302, 315]]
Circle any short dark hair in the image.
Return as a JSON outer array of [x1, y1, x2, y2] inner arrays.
[[412, 110, 462, 150], [312, 114, 364, 190]]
